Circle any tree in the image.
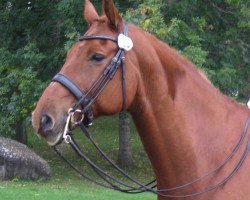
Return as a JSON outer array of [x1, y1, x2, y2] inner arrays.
[[117, 112, 133, 167], [165, 0, 250, 99], [0, 0, 87, 140], [0, 1, 61, 141]]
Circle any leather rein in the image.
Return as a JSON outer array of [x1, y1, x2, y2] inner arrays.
[[51, 23, 250, 198]]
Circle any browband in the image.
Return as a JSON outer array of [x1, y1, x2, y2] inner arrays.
[[78, 35, 118, 43]]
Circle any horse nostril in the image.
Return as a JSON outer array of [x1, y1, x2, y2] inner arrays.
[[41, 114, 54, 133]]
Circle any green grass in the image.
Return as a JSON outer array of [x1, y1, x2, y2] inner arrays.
[[0, 181, 154, 200], [0, 116, 155, 200]]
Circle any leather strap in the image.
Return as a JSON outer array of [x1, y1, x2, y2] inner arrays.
[[79, 35, 117, 43], [52, 73, 93, 126], [52, 73, 88, 102]]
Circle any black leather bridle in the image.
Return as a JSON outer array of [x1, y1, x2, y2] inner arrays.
[[51, 23, 250, 198], [52, 24, 129, 128]]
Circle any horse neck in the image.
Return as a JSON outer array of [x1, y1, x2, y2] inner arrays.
[[128, 27, 250, 190]]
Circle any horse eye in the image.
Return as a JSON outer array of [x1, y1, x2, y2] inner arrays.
[[91, 53, 105, 62]]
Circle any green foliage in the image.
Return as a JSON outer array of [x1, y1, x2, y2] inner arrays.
[[124, 0, 208, 68], [0, 45, 46, 137], [57, 0, 87, 51], [213, 67, 239, 97], [165, 0, 250, 98], [0, 1, 88, 137]]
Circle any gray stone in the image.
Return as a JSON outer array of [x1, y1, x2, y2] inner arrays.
[[0, 137, 50, 180]]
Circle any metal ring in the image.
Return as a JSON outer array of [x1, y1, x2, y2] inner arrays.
[[64, 135, 72, 144], [68, 108, 74, 114], [70, 109, 85, 125]]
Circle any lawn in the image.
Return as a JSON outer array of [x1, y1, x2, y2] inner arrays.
[[0, 116, 155, 200], [0, 181, 154, 200]]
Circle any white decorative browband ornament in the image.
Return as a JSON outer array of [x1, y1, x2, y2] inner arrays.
[[118, 34, 133, 51]]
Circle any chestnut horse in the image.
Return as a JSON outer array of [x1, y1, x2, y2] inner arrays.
[[32, 0, 250, 199]]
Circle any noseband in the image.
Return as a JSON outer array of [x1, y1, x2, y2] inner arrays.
[[51, 23, 250, 198]]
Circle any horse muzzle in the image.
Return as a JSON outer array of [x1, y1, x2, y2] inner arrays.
[[32, 110, 67, 146]]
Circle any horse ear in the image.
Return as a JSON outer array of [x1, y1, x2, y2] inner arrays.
[[103, 0, 122, 31], [84, 0, 99, 25]]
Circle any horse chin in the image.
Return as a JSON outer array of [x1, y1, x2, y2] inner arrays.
[[40, 115, 67, 146], [36, 127, 64, 146], [46, 131, 64, 146]]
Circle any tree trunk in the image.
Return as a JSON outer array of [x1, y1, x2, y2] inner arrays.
[[15, 121, 27, 144], [117, 112, 133, 167]]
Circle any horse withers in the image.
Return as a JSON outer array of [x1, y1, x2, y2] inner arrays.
[[32, 0, 250, 199]]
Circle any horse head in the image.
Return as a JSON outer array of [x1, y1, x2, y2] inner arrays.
[[32, 0, 138, 145]]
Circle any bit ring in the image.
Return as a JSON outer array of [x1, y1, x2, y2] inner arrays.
[[64, 135, 72, 144], [70, 109, 85, 125]]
